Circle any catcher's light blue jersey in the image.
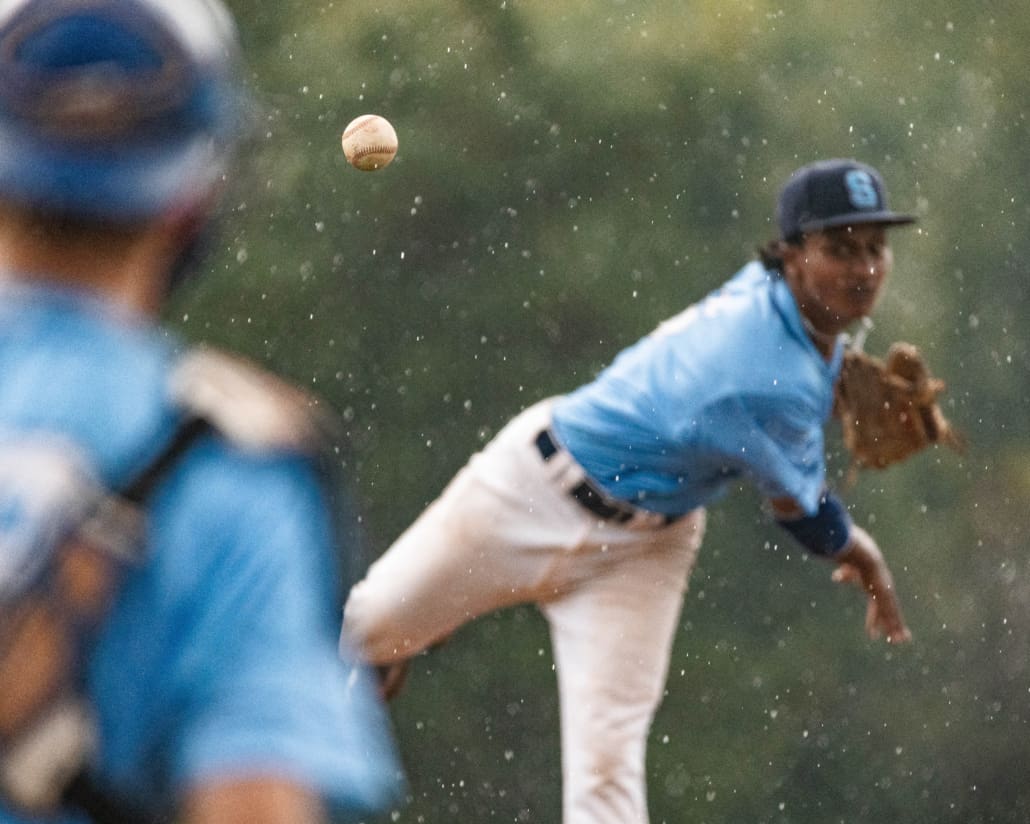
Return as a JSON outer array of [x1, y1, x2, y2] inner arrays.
[[551, 262, 843, 517], [0, 283, 401, 822]]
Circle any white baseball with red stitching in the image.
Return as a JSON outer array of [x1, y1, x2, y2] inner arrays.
[[341, 114, 398, 171]]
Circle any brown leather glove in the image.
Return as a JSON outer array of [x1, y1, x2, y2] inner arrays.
[[834, 341, 963, 471]]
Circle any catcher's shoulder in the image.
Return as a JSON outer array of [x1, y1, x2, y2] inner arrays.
[[168, 345, 340, 457]]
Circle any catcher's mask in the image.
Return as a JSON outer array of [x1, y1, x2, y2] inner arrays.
[[0, 437, 145, 816], [0, 0, 248, 224]]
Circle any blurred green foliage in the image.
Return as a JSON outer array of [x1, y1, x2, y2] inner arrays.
[[174, 1, 1030, 821]]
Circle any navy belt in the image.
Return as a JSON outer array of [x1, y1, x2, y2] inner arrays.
[[534, 429, 678, 525]]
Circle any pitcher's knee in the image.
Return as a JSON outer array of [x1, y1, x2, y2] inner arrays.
[[581, 746, 643, 790], [341, 584, 417, 664], [562, 703, 651, 819], [565, 754, 646, 823]]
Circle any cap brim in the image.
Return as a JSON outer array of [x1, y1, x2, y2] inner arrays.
[[799, 211, 917, 233]]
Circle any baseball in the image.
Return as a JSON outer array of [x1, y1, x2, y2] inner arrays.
[[341, 114, 398, 171]]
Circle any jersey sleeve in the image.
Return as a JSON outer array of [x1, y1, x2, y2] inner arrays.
[[704, 393, 827, 514], [155, 448, 403, 817]]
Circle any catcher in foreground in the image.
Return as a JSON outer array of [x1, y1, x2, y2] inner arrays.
[[836, 339, 963, 472]]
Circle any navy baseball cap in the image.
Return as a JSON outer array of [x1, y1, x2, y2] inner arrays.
[[777, 159, 916, 242]]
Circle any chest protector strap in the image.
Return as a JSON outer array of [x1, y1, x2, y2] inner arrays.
[[0, 417, 211, 823]]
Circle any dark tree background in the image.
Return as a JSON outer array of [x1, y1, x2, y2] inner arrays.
[[176, 1, 1030, 820]]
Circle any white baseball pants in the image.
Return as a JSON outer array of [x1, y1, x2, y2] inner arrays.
[[343, 398, 705, 824]]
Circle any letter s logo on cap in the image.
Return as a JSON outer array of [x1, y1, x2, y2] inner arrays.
[[844, 169, 880, 210]]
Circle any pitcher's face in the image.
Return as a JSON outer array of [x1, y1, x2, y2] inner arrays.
[[784, 224, 893, 334]]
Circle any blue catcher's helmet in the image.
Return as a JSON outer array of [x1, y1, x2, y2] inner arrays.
[[0, 0, 246, 223]]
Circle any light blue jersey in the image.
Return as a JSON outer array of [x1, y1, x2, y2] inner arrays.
[[0, 283, 401, 822], [551, 262, 843, 517]]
